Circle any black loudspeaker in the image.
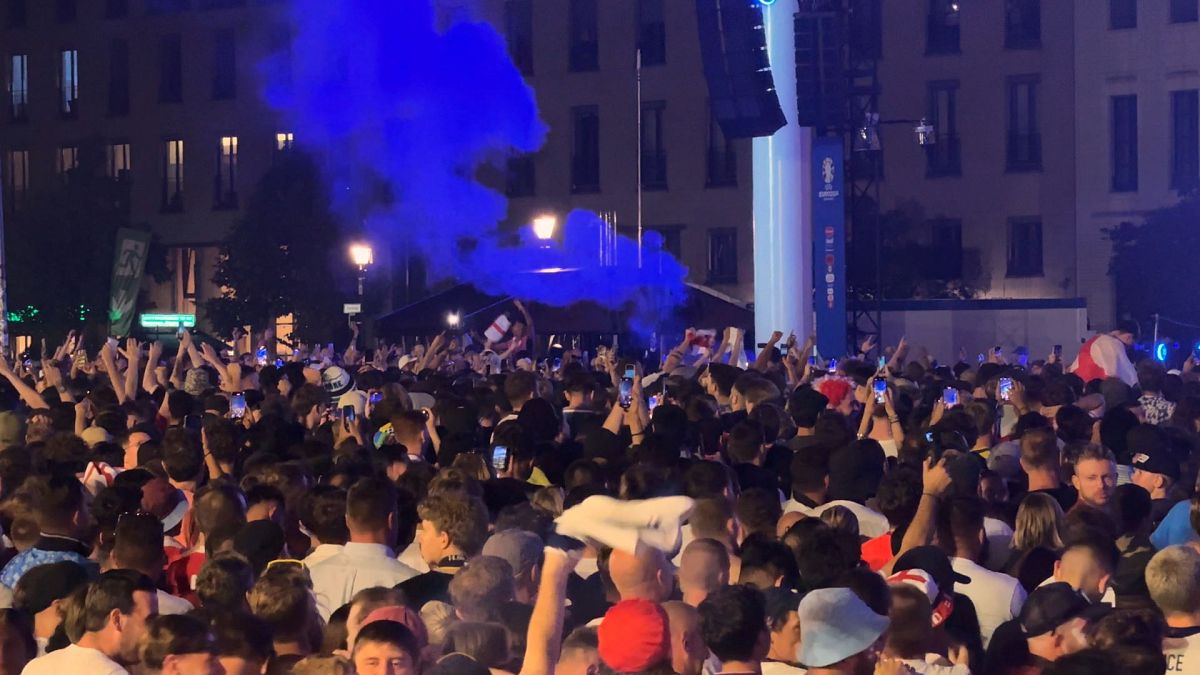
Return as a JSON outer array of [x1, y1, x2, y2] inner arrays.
[[695, 0, 786, 139], [794, 9, 846, 132]]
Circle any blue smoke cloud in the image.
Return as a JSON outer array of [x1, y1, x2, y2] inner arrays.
[[265, 0, 687, 331]]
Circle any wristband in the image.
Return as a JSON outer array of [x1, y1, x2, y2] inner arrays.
[[922, 492, 941, 500]]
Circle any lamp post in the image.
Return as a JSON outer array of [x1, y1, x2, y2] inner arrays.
[[531, 214, 558, 242], [349, 242, 373, 299]]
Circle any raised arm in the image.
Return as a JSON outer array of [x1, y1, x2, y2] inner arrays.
[[142, 341, 164, 395], [98, 342, 128, 405], [883, 457, 951, 575], [0, 356, 47, 410], [123, 339, 141, 403], [753, 331, 784, 372], [520, 547, 578, 675]]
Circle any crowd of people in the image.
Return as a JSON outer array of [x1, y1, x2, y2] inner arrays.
[[0, 308, 1193, 675]]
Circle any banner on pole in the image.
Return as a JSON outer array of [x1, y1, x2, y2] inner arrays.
[[109, 228, 151, 337], [812, 137, 847, 359]]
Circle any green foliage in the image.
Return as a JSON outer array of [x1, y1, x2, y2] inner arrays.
[[206, 150, 345, 342], [4, 141, 152, 340], [1107, 191, 1200, 326]]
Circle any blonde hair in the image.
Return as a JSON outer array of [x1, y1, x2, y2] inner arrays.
[[531, 487, 564, 516], [1012, 492, 1065, 552]]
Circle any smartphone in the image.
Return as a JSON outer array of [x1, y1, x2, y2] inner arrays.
[[342, 406, 355, 428], [491, 445, 510, 472], [648, 394, 662, 412], [274, 358, 284, 369], [877, 356, 887, 372], [552, 357, 562, 372], [1054, 345, 1063, 359], [369, 391, 383, 405], [619, 378, 633, 409], [943, 387, 959, 408], [256, 346, 268, 367], [977, 353, 985, 364], [993, 346, 1002, 357], [998, 377, 1014, 402], [827, 358, 838, 371], [873, 379, 887, 404], [229, 393, 246, 419]]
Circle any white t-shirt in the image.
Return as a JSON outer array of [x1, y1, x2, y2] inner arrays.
[[21, 643, 128, 675], [950, 557, 1027, 648], [1162, 626, 1200, 672], [983, 517, 1014, 571], [762, 661, 807, 675], [309, 543, 419, 619], [782, 499, 891, 538], [156, 590, 193, 616], [901, 656, 969, 675]]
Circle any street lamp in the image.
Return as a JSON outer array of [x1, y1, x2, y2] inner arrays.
[[349, 242, 373, 297], [532, 214, 558, 241]]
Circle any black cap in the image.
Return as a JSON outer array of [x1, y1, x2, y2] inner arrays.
[[1018, 582, 1091, 637], [1129, 425, 1180, 480], [14, 561, 91, 614], [893, 546, 971, 593]]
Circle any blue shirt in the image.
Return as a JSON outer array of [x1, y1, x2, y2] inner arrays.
[[0, 535, 97, 589], [1151, 499, 1195, 551]]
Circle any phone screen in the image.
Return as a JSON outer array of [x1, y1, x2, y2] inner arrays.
[[877, 356, 887, 372], [230, 393, 246, 419], [491, 446, 510, 472], [1053, 345, 1063, 358], [369, 391, 383, 405], [623, 365, 637, 380], [827, 358, 838, 371], [999, 378, 1013, 401], [873, 379, 887, 403], [342, 406, 356, 425], [619, 379, 633, 409], [648, 394, 661, 412], [943, 387, 959, 407], [256, 347, 268, 367]]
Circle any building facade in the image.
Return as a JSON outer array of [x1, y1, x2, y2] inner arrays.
[[1073, 0, 1200, 330], [872, 0, 1078, 305]]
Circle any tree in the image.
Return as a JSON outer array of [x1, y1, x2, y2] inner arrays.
[[206, 150, 346, 343], [1108, 191, 1200, 328], [4, 140, 153, 341]]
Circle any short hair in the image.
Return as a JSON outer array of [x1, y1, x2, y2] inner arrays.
[[962, 402, 995, 442], [739, 535, 799, 589], [23, 474, 83, 532], [726, 422, 764, 465], [1020, 428, 1059, 471], [417, 494, 489, 556], [111, 512, 165, 572], [353, 620, 420, 664], [449, 556, 515, 622], [161, 428, 204, 482], [210, 611, 273, 663], [348, 587, 406, 628], [442, 622, 511, 667], [167, 390, 194, 420], [790, 452, 829, 495], [504, 371, 537, 406], [203, 418, 239, 464], [81, 570, 157, 633], [292, 385, 328, 418], [683, 461, 731, 500], [1061, 530, 1119, 575], [886, 584, 931, 659], [1146, 546, 1200, 616], [698, 585, 767, 663], [735, 489, 783, 538], [193, 483, 247, 538], [301, 486, 350, 545], [196, 552, 255, 612], [561, 626, 599, 657], [1074, 444, 1116, 471], [248, 571, 314, 643], [245, 483, 285, 511], [347, 478, 398, 532], [140, 614, 215, 669], [875, 466, 922, 525], [937, 497, 985, 547], [734, 375, 781, 408], [690, 497, 734, 541]]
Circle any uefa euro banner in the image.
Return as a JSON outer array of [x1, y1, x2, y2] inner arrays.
[[109, 228, 151, 337], [812, 136, 846, 359]]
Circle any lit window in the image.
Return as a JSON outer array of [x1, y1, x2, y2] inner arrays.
[[275, 131, 294, 152], [163, 139, 184, 212], [59, 49, 78, 117], [106, 142, 131, 179], [57, 145, 79, 177], [9, 54, 27, 122], [215, 135, 238, 209]]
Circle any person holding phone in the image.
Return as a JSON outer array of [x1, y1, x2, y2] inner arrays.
[[857, 378, 905, 458]]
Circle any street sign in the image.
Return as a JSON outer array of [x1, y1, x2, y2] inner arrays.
[[343, 303, 362, 315], [140, 313, 196, 329]]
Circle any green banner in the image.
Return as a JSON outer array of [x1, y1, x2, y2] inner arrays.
[[108, 228, 151, 337]]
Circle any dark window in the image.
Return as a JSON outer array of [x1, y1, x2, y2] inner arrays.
[[214, 135, 238, 209], [571, 105, 600, 193], [162, 139, 184, 212], [212, 29, 237, 100], [1111, 94, 1138, 192], [927, 81, 960, 176], [106, 142, 132, 214], [927, 0, 960, 54], [504, 0, 533, 76], [641, 101, 667, 190], [1110, 0, 1136, 29], [159, 34, 184, 103], [198, 0, 246, 8], [59, 50, 79, 119], [108, 40, 130, 117], [1005, 0, 1040, 48], [1171, 90, 1199, 191], [505, 156, 535, 198], [146, 0, 190, 15], [8, 54, 27, 123], [1007, 75, 1041, 171], [637, 0, 666, 66], [707, 228, 738, 284], [3, 150, 29, 212], [56, 0, 76, 23], [6, 0, 25, 28], [649, 225, 682, 260], [707, 113, 737, 187], [1172, 0, 1199, 23], [1007, 218, 1043, 277], [106, 0, 128, 18], [569, 0, 599, 72], [928, 218, 963, 279]]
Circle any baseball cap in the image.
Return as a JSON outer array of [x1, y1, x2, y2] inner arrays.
[[482, 530, 543, 575], [362, 606, 429, 652], [887, 568, 954, 627], [892, 546, 971, 594], [1129, 426, 1179, 480], [321, 366, 354, 398], [1018, 582, 1091, 637], [797, 587, 889, 668], [140, 476, 188, 532], [597, 599, 671, 673]]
